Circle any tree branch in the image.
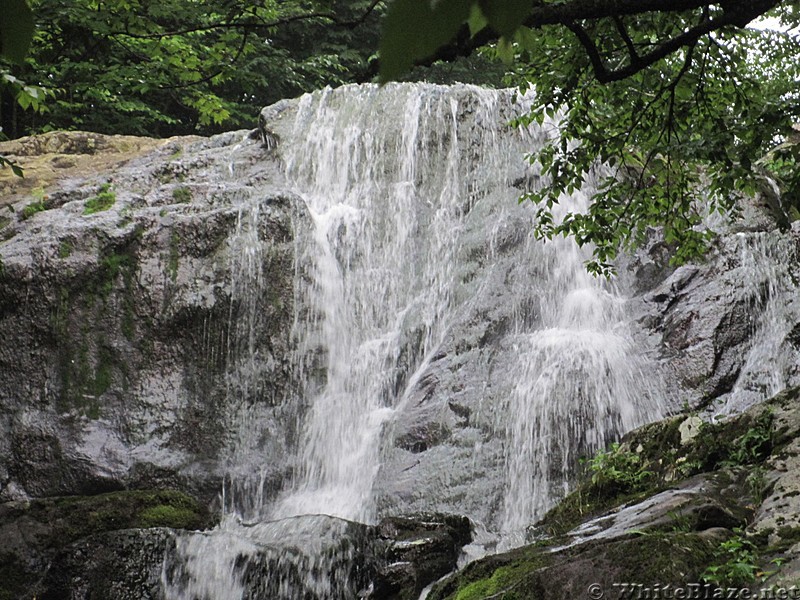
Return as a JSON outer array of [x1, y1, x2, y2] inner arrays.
[[566, 0, 774, 83], [613, 16, 639, 65], [367, 0, 780, 84]]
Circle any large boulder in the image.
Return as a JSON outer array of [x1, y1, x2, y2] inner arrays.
[[0, 131, 307, 506]]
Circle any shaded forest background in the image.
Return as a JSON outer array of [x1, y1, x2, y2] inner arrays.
[[0, 0, 502, 140]]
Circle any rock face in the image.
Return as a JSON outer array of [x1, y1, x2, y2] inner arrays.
[[625, 226, 800, 416], [0, 131, 304, 506], [429, 387, 800, 599], [3, 84, 800, 600]]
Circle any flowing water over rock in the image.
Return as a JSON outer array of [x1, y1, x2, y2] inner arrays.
[[6, 84, 800, 599], [161, 83, 665, 596]]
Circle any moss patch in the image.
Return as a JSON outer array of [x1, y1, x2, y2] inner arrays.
[[15, 489, 213, 547], [83, 183, 116, 215], [431, 532, 720, 600], [58, 239, 73, 258], [429, 543, 552, 600], [21, 200, 46, 220], [172, 185, 192, 204], [53, 245, 139, 414], [168, 230, 180, 281]]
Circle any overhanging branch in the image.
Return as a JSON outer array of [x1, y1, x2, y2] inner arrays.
[[366, 0, 780, 83]]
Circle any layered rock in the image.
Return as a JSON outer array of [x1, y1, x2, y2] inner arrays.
[[430, 387, 800, 599], [0, 131, 304, 506]]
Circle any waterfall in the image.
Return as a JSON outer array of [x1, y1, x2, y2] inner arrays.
[[162, 83, 663, 598], [709, 232, 800, 417]]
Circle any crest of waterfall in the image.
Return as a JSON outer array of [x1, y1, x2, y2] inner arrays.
[[163, 83, 665, 598]]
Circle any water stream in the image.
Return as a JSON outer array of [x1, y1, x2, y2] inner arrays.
[[162, 83, 664, 598]]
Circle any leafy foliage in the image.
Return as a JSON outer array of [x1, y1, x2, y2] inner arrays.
[[379, 0, 800, 273], [0, 0, 34, 65], [722, 410, 774, 467], [509, 9, 800, 273], [1, 0, 383, 138], [702, 530, 760, 587], [583, 442, 653, 495]]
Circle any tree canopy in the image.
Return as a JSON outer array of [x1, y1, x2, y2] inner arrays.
[[0, 0, 383, 138]]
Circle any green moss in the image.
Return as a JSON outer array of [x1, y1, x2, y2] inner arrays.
[[18, 489, 213, 551], [138, 505, 201, 529], [96, 247, 139, 340], [168, 231, 180, 281], [0, 215, 10, 231], [88, 345, 114, 397], [172, 186, 192, 203], [430, 542, 552, 600], [607, 532, 718, 582], [454, 565, 527, 600], [21, 200, 46, 219], [100, 251, 134, 296], [83, 184, 116, 215], [58, 239, 73, 258], [538, 484, 654, 537]]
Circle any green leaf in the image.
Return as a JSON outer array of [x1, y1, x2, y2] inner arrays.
[[496, 36, 514, 64], [478, 0, 530, 38], [379, 0, 473, 83], [0, 0, 34, 64], [467, 3, 487, 36]]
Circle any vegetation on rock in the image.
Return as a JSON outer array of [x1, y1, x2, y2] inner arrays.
[[431, 388, 800, 599]]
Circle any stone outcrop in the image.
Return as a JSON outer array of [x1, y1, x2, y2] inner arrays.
[[0, 130, 303, 507], [430, 387, 800, 599]]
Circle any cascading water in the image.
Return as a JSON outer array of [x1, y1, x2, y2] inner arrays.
[[709, 232, 800, 418], [162, 83, 664, 598], [498, 181, 660, 547]]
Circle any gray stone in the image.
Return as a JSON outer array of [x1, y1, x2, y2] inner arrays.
[[0, 131, 308, 506]]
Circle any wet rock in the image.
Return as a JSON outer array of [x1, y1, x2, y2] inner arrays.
[[628, 227, 800, 414], [370, 513, 472, 599], [0, 489, 212, 599], [0, 131, 307, 505], [430, 388, 800, 599]]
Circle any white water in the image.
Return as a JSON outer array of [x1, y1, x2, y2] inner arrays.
[[163, 83, 663, 598], [498, 200, 657, 544], [710, 231, 800, 418]]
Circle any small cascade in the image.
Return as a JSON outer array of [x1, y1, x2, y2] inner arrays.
[[498, 180, 660, 546], [710, 231, 800, 417]]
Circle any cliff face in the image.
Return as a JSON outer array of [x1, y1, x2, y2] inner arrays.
[[0, 130, 303, 506], [1, 85, 800, 599]]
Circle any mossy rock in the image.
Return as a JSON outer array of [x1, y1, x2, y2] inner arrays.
[[429, 531, 721, 600], [2, 489, 213, 551], [429, 541, 554, 600]]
